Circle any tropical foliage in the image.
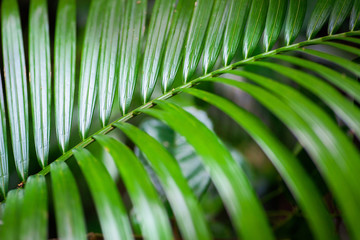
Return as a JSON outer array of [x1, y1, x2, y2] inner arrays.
[[0, 0, 360, 239]]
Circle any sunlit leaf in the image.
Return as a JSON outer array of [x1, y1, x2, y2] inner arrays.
[[223, 0, 250, 65], [162, 0, 194, 92], [118, 0, 147, 114], [1, 0, 29, 181], [141, 0, 175, 103], [183, 0, 215, 82], [78, 0, 105, 139], [29, 0, 51, 167], [54, 0, 76, 153], [98, 0, 123, 125], [243, 0, 269, 58], [202, 0, 228, 73], [284, 0, 306, 45], [264, 0, 287, 51]]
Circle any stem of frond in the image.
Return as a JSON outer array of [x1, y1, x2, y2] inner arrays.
[[35, 29, 360, 177]]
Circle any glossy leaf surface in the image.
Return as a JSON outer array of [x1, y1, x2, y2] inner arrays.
[[264, 0, 287, 51], [202, 0, 228, 73], [274, 53, 360, 103], [350, 0, 360, 30], [78, 0, 104, 139], [328, 0, 353, 34], [203, 76, 360, 239], [307, 0, 334, 39], [183, 0, 215, 82], [301, 48, 360, 76], [141, 101, 274, 240], [284, 0, 306, 45], [54, 0, 76, 152], [94, 135, 173, 240], [1, 0, 29, 181], [183, 88, 337, 240], [223, 0, 250, 65], [19, 175, 47, 240], [98, 0, 123, 125], [116, 122, 212, 240], [141, 0, 175, 102], [73, 148, 134, 240], [29, 0, 51, 167], [50, 161, 87, 240], [118, 0, 147, 114], [0, 190, 24, 239], [250, 60, 360, 137], [137, 117, 211, 198], [243, 0, 269, 58], [162, 0, 194, 92]]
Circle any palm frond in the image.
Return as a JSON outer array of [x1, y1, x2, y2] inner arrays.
[[0, 0, 360, 239]]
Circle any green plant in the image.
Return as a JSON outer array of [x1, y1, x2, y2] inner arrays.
[[0, 0, 359, 239]]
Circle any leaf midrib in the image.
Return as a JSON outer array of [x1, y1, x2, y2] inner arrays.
[[26, 29, 360, 181]]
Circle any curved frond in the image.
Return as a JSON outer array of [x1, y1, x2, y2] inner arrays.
[[1, 0, 360, 239]]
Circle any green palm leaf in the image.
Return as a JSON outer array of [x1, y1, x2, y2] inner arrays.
[[1, 0, 29, 181], [141, 0, 175, 102], [94, 135, 173, 240], [116, 122, 211, 240], [284, 0, 306, 45], [142, 101, 274, 239], [1, 0, 360, 239], [50, 161, 87, 240], [118, 0, 146, 114], [54, 0, 76, 153], [98, 0, 123, 126], [29, 0, 51, 167], [73, 148, 134, 239], [78, 0, 104, 139]]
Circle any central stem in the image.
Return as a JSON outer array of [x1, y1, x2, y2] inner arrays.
[[37, 30, 360, 176]]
